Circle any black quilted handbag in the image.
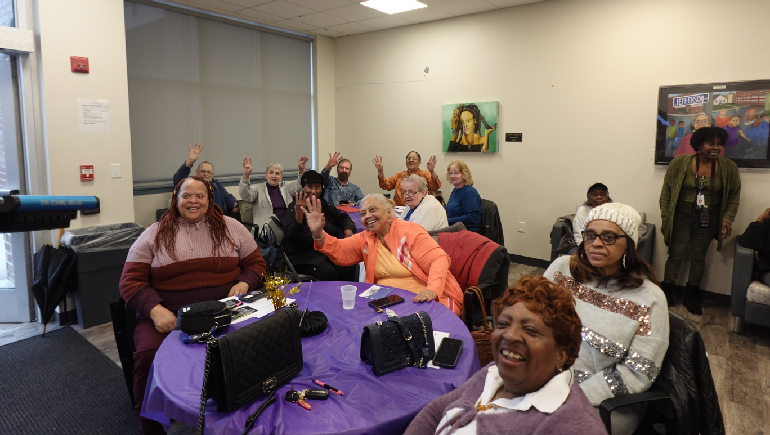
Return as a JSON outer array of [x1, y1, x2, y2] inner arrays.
[[198, 308, 303, 435], [360, 311, 435, 376]]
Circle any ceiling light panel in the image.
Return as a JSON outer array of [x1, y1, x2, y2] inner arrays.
[[361, 0, 427, 15]]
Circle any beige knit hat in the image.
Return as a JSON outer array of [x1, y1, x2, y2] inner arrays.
[[583, 203, 641, 246]]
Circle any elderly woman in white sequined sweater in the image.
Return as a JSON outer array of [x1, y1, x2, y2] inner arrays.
[[544, 203, 669, 435]]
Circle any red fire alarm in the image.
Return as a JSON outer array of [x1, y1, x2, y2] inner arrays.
[[71, 56, 89, 73], [80, 165, 94, 181]]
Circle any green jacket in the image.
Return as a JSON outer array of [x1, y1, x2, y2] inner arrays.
[[659, 155, 741, 251]]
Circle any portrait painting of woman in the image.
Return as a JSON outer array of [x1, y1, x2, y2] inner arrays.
[[443, 101, 499, 153]]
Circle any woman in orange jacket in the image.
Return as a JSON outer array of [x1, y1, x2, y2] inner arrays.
[[302, 193, 463, 315]]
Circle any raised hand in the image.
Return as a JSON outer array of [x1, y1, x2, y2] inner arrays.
[[298, 156, 310, 174], [302, 195, 326, 240], [295, 191, 309, 210], [242, 156, 253, 179], [186, 143, 203, 167], [326, 152, 343, 170], [426, 155, 437, 173], [372, 155, 384, 174]]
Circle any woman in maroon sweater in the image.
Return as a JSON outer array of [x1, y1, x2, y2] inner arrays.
[[405, 276, 607, 435], [119, 177, 266, 435]]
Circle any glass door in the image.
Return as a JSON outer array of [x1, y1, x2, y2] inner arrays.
[[0, 52, 32, 322]]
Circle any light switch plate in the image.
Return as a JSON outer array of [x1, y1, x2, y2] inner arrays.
[[111, 163, 121, 178]]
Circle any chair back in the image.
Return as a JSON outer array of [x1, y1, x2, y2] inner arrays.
[[239, 200, 253, 225], [655, 312, 725, 435], [109, 298, 137, 407]]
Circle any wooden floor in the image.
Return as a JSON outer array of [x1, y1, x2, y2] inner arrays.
[[0, 264, 767, 434]]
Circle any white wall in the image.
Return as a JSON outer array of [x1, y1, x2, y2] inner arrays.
[[36, 0, 135, 229], [331, 0, 770, 295]]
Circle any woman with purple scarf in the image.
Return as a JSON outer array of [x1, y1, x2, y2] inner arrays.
[[405, 276, 607, 435]]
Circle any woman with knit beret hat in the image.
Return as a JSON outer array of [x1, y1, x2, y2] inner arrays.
[[544, 203, 669, 435]]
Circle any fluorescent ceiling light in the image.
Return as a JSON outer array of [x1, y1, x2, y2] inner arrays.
[[360, 0, 427, 15]]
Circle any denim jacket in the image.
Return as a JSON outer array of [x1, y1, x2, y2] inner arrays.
[[320, 168, 365, 206]]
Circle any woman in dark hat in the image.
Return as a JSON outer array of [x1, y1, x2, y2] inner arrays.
[[282, 170, 358, 281]]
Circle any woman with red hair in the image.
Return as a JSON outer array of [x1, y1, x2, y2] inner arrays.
[[405, 276, 607, 435], [119, 177, 266, 435]]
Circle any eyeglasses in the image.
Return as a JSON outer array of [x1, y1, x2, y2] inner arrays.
[[693, 119, 710, 126], [402, 190, 420, 197], [198, 170, 214, 175], [406, 158, 420, 162], [582, 231, 626, 245]]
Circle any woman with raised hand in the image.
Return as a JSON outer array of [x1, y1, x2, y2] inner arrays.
[[374, 151, 441, 207], [239, 155, 308, 229], [303, 193, 463, 315]]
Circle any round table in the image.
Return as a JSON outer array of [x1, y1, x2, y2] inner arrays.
[[141, 281, 481, 435]]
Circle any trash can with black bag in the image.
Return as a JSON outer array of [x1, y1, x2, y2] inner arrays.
[[61, 223, 145, 328]]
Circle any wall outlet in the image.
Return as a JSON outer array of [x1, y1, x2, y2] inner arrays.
[[518, 221, 525, 233]]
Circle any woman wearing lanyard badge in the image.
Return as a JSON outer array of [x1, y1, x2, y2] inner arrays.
[[659, 127, 741, 314]]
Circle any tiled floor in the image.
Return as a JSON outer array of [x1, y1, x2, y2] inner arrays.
[[1, 264, 768, 434]]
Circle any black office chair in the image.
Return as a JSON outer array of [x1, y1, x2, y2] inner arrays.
[[464, 199, 504, 246], [109, 297, 137, 407], [598, 311, 724, 435]]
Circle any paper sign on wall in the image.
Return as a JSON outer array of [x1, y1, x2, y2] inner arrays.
[[77, 98, 109, 134]]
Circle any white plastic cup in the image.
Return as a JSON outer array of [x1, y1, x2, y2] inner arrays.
[[341, 285, 357, 310]]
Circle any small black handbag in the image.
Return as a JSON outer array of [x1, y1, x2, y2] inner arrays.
[[177, 301, 232, 335], [198, 308, 303, 435], [360, 311, 435, 376]]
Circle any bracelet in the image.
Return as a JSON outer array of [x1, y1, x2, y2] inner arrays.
[[312, 232, 326, 242]]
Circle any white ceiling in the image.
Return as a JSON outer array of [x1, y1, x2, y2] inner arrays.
[[168, 0, 543, 38]]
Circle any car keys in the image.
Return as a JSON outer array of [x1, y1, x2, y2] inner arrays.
[[284, 386, 329, 410]]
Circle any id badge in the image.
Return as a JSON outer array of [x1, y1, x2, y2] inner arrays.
[[696, 194, 705, 206]]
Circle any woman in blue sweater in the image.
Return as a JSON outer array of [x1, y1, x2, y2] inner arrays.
[[446, 160, 482, 232]]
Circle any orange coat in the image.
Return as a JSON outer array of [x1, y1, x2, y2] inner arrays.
[[316, 219, 463, 314]]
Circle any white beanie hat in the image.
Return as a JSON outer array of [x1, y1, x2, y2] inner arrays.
[[583, 203, 641, 246]]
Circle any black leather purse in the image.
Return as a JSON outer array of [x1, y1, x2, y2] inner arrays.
[[177, 301, 231, 335], [198, 308, 303, 435], [360, 311, 435, 376]]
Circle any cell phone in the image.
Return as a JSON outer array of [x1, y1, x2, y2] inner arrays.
[[238, 292, 265, 303], [368, 295, 405, 312], [432, 337, 464, 369]]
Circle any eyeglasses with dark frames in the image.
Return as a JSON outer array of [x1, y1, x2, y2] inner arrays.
[[582, 231, 626, 246]]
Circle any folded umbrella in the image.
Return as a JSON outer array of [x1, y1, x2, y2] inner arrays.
[[31, 244, 77, 336]]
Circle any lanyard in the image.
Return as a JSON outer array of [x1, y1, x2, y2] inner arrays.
[[694, 156, 716, 194]]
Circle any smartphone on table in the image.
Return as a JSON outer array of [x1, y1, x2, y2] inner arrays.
[[368, 295, 405, 312], [432, 337, 464, 369]]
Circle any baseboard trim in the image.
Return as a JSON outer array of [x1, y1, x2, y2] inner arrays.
[[509, 254, 551, 270]]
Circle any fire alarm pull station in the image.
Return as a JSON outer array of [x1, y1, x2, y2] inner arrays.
[[80, 165, 94, 181], [70, 56, 89, 73]]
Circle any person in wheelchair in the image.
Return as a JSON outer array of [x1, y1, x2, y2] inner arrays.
[[119, 177, 266, 435], [282, 170, 358, 281], [544, 203, 668, 435]]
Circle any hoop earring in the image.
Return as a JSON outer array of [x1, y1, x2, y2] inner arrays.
[[622, 254, 626, 269]]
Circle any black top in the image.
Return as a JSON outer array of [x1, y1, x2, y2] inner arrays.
[[738, 220, 770, 281], [447, 141, 482, 152], [282, 198, 356, 266]]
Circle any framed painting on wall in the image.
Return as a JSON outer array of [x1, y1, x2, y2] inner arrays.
[[442, 101, 499, 153], [655, 80, 770, 168]]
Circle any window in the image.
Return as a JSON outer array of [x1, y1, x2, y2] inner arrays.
[[124, 1, 313, 193]]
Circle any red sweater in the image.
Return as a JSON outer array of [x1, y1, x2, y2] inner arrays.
[[119, 216, 266, 317]]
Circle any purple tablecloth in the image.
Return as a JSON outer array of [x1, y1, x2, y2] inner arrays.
[[141, 281, 480, 435], [344, 208, 365, 233]]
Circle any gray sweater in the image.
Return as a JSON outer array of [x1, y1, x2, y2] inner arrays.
[[404, 362, 607, 435], [238, 178, 301, 229], [544, 256, 669, 406]]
